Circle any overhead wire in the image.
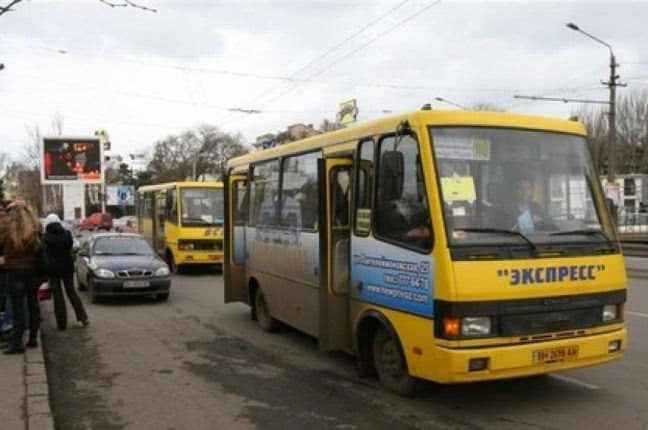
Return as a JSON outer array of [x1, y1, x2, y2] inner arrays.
[[257, 0, 444, 109]]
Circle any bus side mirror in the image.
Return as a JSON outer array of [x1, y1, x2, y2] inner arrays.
[[379, 151, 404, 201]]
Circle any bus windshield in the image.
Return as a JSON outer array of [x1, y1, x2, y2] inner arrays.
[[431, 127, 615, 249], [180, 188, 224, 227]]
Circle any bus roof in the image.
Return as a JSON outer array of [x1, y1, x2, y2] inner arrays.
[[228, 109, 587, 169], [137, 181, 223, 193]]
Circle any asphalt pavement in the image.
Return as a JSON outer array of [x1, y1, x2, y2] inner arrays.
[[39, 264, 648, 430]]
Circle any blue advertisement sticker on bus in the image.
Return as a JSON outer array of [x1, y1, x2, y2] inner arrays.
[[351, 237, 435, 317]]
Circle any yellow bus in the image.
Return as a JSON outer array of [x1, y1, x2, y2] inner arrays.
[[224, 108, 627, 395], [137, 181, 224, 272]]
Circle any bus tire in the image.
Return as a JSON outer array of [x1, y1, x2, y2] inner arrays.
[[372, 326, 421, 396], [254, 287, 278, 332], [166, 251, 178, 274]]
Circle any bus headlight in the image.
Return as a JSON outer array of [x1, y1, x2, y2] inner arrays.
[[178, 242, 195, 251], [461, 317, 492, 336], [602, 304, 618, 322]]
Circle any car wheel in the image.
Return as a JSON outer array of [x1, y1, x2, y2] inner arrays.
[[254, 287, 278, 332], [372, 326, 421, 396], [158, 292, 170, 301]]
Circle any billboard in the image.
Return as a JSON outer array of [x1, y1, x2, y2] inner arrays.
[[41, 136, 103, 184], [106, 185, 135, 206]]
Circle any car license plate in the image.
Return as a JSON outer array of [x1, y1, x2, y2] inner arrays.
[[533, 345, 579, 364], [123, 280, 150, 288]]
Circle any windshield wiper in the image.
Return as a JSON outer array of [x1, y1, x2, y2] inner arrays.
[[454, 228, 537, 255], [550, 229, 615, 246]]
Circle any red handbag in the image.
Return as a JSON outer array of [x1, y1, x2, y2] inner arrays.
[[38, 283, 52, 301]]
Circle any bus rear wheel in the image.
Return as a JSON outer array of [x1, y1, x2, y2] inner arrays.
[[372, 327, 421, 396], [254, 288, 278, 332]]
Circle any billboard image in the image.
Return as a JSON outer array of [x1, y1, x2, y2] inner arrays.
[[106, 185, 135, 206], [42, 137, 103, 184]]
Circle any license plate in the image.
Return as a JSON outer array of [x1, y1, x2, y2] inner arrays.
[[123, 280, 150, 288], [533, 345, 579, 364]]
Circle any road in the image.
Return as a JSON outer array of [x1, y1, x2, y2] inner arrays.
[[41, 266, 648, 430]]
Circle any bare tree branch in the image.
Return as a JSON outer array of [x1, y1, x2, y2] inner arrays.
[[98, 0, 156, 12], [0, 0, 24, 17], [124, 0, 156, 12]]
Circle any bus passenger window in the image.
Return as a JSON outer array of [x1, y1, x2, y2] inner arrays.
[[166, 189, 177, 224], [234, 181, 248, 226], [250, 160, 280, 227], [332, 169, 351, 227], [375, 134, 432, 251], [355, 139, 374, 234], [280, 152, 319, 230]]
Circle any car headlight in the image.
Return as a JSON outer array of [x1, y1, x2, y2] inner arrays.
[[155, 267, 170, 277], [94, 268, 115, 279], [461, 317, 492, 336], [602, 304, 618, 322]]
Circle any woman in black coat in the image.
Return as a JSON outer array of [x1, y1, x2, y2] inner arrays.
[[43, 214, 89, 330]]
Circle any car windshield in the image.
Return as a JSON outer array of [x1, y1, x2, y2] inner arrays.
[[180, 188, 224, 226], [431, 127, 616, 248], [93, 237, 153, 256]]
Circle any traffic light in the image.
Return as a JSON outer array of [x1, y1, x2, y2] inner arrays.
[[0, 179, 5, 202]]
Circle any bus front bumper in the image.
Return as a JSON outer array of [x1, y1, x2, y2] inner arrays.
[[427, 328, 627, 383], [176, 251, 224, 265]]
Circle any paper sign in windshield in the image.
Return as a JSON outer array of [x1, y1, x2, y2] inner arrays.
[[435, 138, 491, 161]]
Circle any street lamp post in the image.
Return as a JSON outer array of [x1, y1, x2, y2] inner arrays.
[[566, 22, 625, 185], [435, 97, 468, 110]]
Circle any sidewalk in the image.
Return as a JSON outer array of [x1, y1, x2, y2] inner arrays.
[[0, 331, 55, 430], [0, 341, 25, 430]]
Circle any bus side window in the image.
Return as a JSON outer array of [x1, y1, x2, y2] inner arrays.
[[280, 152, 319, 230], [374, 134, 432, 252], [166, 189, 178, 224], [354, 139, 374, 235], [249, 160, 280, 227], [234, 180, 248, 226]]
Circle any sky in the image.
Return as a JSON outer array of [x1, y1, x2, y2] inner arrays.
[[0, 0, 647, 161]]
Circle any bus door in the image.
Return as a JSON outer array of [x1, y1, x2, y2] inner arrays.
[[318, 158, 353, 351], [154, 192, 167, 255], [225, 173, 249, 303]]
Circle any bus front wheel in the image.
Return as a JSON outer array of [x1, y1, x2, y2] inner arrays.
[[254, 288, 278, 332], [166, 251, 178, 274], [372, 327, 421, 396]]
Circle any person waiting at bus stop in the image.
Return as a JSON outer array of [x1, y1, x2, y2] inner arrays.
[[0, 203, 43, 354], [43, 214, 89, 330]]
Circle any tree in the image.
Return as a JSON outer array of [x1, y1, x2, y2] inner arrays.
[[148, 125, 249, 182], [1, 0, 156, 17], [574, 90, 648, 174], [472, 103, 506, 112], [318, 118, 343, 133]]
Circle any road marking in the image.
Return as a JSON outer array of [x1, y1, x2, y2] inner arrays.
[[627, 311, 648, 319], [550, 374, 600, 390]]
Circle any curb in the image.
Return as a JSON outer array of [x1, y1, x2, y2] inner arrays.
[[24, 332, 55, 430]]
